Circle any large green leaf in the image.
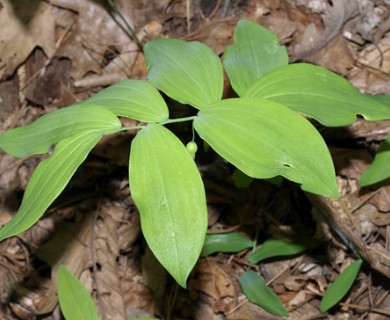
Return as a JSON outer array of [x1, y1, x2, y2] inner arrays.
[[0, 130, 102, 241], [58, 265, 99, 320], [223, 19, 288, 97], [245, 63, 390, 126], [0, 104, 121, 158], [194, 98, 339, 197], [240, 271, 288, 316], [202, 232, 253, 256], [129, 123, 207, 287], [144, 38, 223, 109], [320, 259, 363, 313], [84, 79, 169, 122], [359, 135, 390, 186]]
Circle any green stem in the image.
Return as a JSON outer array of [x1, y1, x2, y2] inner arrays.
[[120, 125, 145, 131], [120, 116, 197, 132], [160, 116, 197, 125]]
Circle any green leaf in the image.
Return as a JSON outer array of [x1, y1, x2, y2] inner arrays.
[[240, 271, 288, 316], [194, 98, 339, 197], [245, 63, 390, 126], [248, 237, 323, 264], [223, 19, 288, 97], [0, 131, 102, 241], [359, 135, 390, 186], [231, 169, 254, 188], [58, 265, 99, 320], [84, 79, 169, 122], [129, 123, 208, 287], [320, 259, 363, 313], [366, 94, 390, 106], [144, 38, 223, 109], [202, 232, 253, 256], [0, 104, 121, 158]]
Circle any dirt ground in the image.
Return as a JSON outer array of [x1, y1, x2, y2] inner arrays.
[[2, 0, 390, 319]]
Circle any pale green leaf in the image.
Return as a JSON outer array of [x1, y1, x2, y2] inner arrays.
[[359, 135, 390, 186], [202, 232, 253, 256], [223, 19, 288, 97], [240, 271, 288, 316], [129, 123, 207, 287], [85, 79, 169, 122], [320, 259, 363, 313], [194, 98, 339, 197], [0, 104, 121, 158], [248, 237, 323, 264], [0, 131, 102, 241], [144, 38, 223, 109], [58, 265, 99, 320], [245, 64, 390, 126]]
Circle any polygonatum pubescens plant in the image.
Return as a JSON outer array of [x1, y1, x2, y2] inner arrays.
[[1, 20, 390, 289]]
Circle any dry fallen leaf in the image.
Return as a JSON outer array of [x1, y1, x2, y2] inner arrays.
[[0, 0, 56, 80]]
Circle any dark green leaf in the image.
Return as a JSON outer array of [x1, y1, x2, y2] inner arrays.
[[245, 64, 390, 126], [194, 98, 339, 197], [0, 104, 121, 158], [202, 232, 253, 256], [144, 38, 223, 109], [129, 124, 208, 287], [231, 169, 254, 188], [223, 19, 288, 97], [320, 259, 363, 313], [360, 135, 390, 186], [248, 237, 323, 264], [0, 131, 102, 241], [240, 271, 288, 316], [58, 265, 99, 320], [84, 79, 169, 122]]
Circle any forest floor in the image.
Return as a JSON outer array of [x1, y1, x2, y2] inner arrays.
[[2, 0, 390, 319]]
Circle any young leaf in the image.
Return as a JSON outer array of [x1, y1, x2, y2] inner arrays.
[[0, 130, 102, 241], [194, 98, 339, 197], [248, 237, 323, 264], [202, 232, 253, 256], [240, 271, 288, 316], [223, 19, 288, 97], [84, 79, 169, 122], [144, 38, 223, 109], [245, 64, 390, 126], [320, 259, 363, 313], [129, 123, 208, 287], [58, 265, 99, 320], [359, 135, 390, 186], [0, 104, 121, 158]]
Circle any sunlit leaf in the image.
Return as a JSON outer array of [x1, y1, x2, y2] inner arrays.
[[223, 19, 288, 97], [248, 237, 323, 264], [194, 98, 339, 197], [84, 79, 169, 122], [202, 232, 253, 256], [0, 104, 121, 158], [58, 265, 98, 320], [320, 259, 363, 313], [0, 131, 102, 241], [359, 135, 390, 186], [245, 64, 390, 126], [129, 123, 207, 287], [240, 271, 288, 316], [144, 38, 223, 109]]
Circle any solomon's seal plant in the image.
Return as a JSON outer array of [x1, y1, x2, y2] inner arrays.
[[1, 20, 389, 292]]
